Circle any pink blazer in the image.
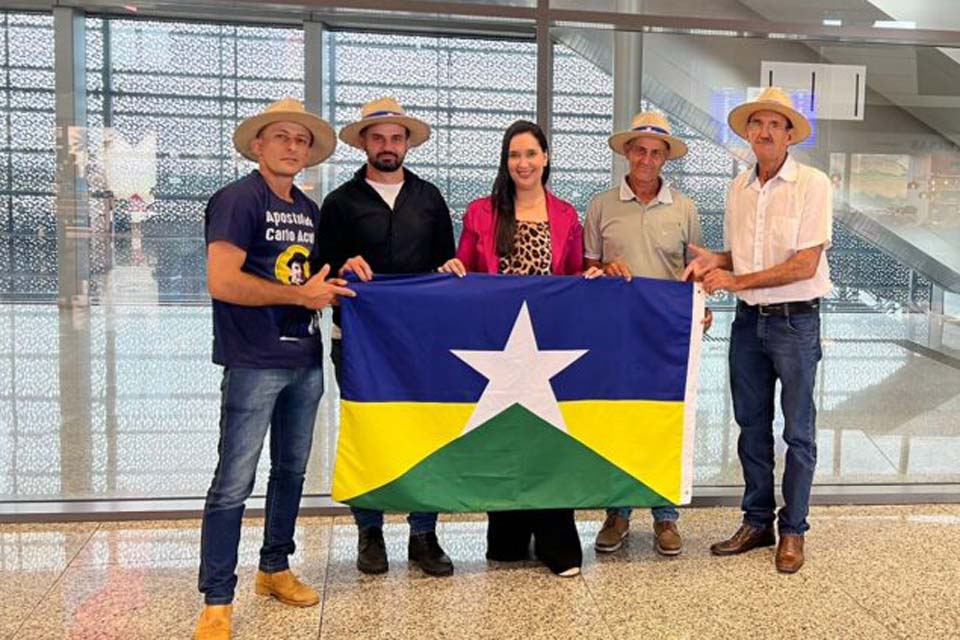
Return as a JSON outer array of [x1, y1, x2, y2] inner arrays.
[[455, 191, 584, 276]]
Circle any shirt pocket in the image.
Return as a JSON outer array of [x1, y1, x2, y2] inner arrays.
[[768, 190, 801, 249], [648, 214, 687, 261], [769, 211, 800, 249]]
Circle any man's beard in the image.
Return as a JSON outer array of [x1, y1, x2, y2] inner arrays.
[[371, 153, 403, 172]]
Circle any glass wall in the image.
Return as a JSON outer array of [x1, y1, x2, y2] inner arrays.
[[1, 6, 959, 507], [84, 17, 305, 303], [550, 41, 613, 215], [547, 0, 960, 35], [0, 14, 544, 502], [1, 13, 56, 300], [550, 24, 960, 484], [551, 27, 953, 310], [323, 31, 537, 232]]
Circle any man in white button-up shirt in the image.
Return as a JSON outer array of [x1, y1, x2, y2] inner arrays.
[[683, 87, 832, 574]]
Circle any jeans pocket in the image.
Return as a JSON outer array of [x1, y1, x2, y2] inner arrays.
[[785, 312, 819, 336]]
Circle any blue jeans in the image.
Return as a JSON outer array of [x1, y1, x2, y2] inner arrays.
[[331, 338, 438, 535], [198, 366, 323, 605], [729, 304, 821, 536], [607, 506, 678, 523], [351, 507, 438, 534]]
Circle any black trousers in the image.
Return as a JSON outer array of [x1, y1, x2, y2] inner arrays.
[[486, 509, 582, 575]]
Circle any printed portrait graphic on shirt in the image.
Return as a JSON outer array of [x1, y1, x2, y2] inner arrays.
[[274, 244, 312, 285], [272, 244, 321, 341]]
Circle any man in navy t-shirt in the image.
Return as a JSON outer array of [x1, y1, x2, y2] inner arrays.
[[195, 98, 353, 640]]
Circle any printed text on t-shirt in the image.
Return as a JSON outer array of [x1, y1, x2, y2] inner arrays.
[[265, 209, 315, 244]]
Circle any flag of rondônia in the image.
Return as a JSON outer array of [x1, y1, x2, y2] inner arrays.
[[331, 273, 704, 512]]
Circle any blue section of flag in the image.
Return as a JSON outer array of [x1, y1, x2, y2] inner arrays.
[[339, 273, 693, 403]]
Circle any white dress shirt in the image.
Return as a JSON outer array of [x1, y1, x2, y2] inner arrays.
[[723, 154, 833, 305]]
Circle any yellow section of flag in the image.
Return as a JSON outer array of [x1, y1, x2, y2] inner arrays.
[[332, 398, 685, 504], [332, 401, 474, 502], [561, 400, 685, 504]]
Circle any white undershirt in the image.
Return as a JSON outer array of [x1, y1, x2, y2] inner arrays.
[[332, 179, 404, 341], [366, 179, 404, 210]]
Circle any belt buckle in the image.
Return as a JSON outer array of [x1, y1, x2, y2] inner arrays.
[[758, 304, 771, 317]]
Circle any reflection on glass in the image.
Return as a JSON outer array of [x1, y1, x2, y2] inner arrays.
[[84, 17, 306, 304], [850, 154, 910, 213], [2, 10, 960, 507]]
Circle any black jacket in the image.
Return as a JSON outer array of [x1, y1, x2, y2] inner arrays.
[[316, 166, 455, 277]]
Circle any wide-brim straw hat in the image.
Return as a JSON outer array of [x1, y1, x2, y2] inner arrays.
[[727, 86, 812, 144], [608, 111, 688, 159], [233, 97, 337, 167], [339, 96, 431, 149]]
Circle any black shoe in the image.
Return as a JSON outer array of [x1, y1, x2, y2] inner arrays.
[[357, 526, 388, 575], [408, 531, 454, 577]]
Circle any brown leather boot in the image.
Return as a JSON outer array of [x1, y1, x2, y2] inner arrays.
[[709, 524, 776, 556], [194, 604, 232, 640], [254, 569, 320, 607], [594, 513, 630, 553], [775, 534, 805, 573], [653, 521, 682, 556]]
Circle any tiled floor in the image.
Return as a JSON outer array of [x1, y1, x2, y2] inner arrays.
[[3, 506, 960, 639]]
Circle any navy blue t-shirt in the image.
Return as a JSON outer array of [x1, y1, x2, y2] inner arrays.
[[205, 170, 323, 368]]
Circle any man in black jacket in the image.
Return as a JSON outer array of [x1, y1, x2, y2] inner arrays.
[[317, 97, 456, 577]]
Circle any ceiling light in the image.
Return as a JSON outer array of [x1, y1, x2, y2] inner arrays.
[[873, 20, 916, 29]]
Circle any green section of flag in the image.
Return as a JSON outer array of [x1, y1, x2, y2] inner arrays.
[[347, 404, 673, 512]]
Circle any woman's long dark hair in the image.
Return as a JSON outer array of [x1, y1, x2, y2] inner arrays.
[[492, 120, 551, 257]]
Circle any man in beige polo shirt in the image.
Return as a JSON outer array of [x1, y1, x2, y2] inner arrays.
[[584, 111, 711, 557]]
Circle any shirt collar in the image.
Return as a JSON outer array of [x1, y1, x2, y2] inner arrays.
[[619, 175, 673, 205], [746, 154, 798, 188]]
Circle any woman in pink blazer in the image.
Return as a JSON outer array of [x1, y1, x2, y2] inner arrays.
[[441, 125, 590, 278], [452, 182, 585, 276], [440, 121, 600, 578]]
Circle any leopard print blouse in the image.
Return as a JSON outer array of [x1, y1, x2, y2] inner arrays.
[[498, 220, 552, 276]]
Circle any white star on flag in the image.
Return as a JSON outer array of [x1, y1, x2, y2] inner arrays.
[[451, 301, 587, 435]]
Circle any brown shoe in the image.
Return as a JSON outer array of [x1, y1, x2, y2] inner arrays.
[[775, 534, 805, 573], [194, 604, 232, 640], [254, 569, 320, 607], [594, 513, 630, 553], [709, 524, 776, 556], [654, 521, 682, 556]]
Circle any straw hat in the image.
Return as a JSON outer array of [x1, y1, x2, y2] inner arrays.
[[338, 96, 431, 149], [727, 86, 811, 144], [608, 112, 688, 159], [233, 97, 336, 167]]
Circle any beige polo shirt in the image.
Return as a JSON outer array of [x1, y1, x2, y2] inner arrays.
[[724, 154, 833, 305], [584, 176, 702, 281]]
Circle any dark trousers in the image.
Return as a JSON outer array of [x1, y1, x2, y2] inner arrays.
[[487, 509, 582, 575]]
